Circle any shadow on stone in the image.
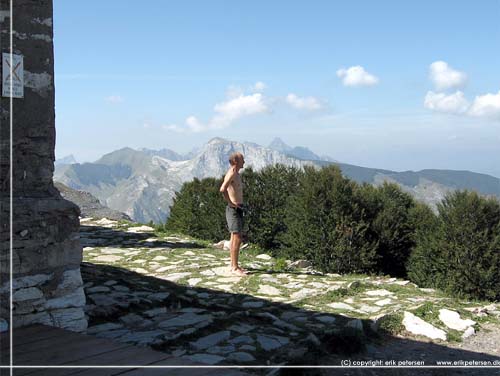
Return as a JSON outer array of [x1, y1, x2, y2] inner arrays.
[[80, 262, 500, 375], [80, 225, 205, 249]]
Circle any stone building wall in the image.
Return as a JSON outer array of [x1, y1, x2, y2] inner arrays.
[[0, 0, 87, 332]]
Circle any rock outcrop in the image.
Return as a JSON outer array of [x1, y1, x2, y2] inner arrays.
[[54, 182, 132, 221]]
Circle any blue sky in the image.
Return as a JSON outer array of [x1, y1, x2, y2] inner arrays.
[[54, 0, 500, 177]]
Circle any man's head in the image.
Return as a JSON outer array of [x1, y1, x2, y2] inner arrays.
[[229, 152, 245, 170]]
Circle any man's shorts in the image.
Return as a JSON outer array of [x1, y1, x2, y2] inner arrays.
[[226, 204, 244, 233]]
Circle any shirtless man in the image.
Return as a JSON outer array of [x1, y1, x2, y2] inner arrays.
[[219, 152, 247, 276]]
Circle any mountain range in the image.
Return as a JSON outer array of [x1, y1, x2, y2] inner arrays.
[[54, 138, 500, 223]]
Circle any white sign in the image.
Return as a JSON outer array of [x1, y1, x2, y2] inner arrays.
[[2, 53, 24, 98]]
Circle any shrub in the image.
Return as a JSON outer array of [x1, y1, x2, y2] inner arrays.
[[242, 165, 301, 252], [165, 177, 227, 241], [371, 182, 417, 277], [407, 190, 500, 301], [281, 165, 380, 274], [406, 203, 442, 287], [377, 312, 404, 335]]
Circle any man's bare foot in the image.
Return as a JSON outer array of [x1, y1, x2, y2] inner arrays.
[[230, 267, 248, 276]]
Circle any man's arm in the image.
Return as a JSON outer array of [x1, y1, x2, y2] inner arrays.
[[220, 169, 237, 207]]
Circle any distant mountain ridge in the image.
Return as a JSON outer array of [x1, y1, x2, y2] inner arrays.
[[55, 154, 77, 166], [54, 138, 500, 223], [268, 137, 338, 161], [54, 138, 315, 223], [140, 148, 188, 161]]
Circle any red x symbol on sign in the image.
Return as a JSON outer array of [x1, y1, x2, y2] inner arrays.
[[5, 58, 21, 82]]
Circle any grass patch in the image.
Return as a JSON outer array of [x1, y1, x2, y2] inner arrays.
[[273, 257, 288, 272], [412, 301, 440, 323], [325, 280, 371, 300], [446, 329, 463, 343]]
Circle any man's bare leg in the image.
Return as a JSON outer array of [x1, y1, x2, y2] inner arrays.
[[230, 232, 247, 275]]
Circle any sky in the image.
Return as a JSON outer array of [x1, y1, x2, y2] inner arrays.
[[53, 0, 500, 178]]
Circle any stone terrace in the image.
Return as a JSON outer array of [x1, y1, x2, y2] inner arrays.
[[79, 218, 500, 367]]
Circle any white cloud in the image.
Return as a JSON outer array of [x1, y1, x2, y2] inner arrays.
[[104, 95, 123, 103], [286, 93, 324, 111], [225, 85, 244, 99], [336, 66, 379, 87], [186, 116, 207, 132], [424, 91, 470, 114], [468, 91, 500, 118], [162, 124, 185, 133], [211, 93, 267, 128], [252, 81, 266, 92], [164, 92, 268, 133], [429, 61, 467, 91]]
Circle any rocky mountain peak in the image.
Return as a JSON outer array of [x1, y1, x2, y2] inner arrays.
[[268, 137, 292, 153]]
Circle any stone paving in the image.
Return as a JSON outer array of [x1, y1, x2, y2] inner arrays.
[[79, 218, 500, 367]]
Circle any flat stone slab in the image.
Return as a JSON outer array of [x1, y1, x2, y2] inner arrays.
[[184, 353, 225, 365], [227, 352, 256, 362], [256, 254, 272, 260], [315, 315, 336, 324], [375, 298, 393, 306], [200, 270, 216, 276], [86, 286, 111, 293], [117, 330, 165, 345], [187, 278, 202, 286], [126, 225, 154, 232], [229, 324, 256, 334], [207, 345, 236, 355], [190, 330, 231, 350], [230, 335, 254, 345], [158, 313, 213, 329], [258, 285, 281, 296], [439, 309, 476, 331], [365, 289, 393, 296], [290, 288, 317, 300], [159, 272, 191, 282], [359, 304, 381, 313], [256, 334, 290, 351], [403, 311, 446, 341], [147, 292, 170, 301], [242, 301, 265, 309], [329, 302, 355, 310], [93, 255, 123, 262], [101, 248, 128, 254], [152, 255, 168, 261]]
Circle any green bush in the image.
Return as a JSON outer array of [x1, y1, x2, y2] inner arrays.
[[406, 203, 442, 287], [377, 312, 404, 335], [407, 190, 500, 300], [281, 165, 380, 274], [371, 182, 416, 277], [243, 165, 301, 253], [165, 177, 227, 241]]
